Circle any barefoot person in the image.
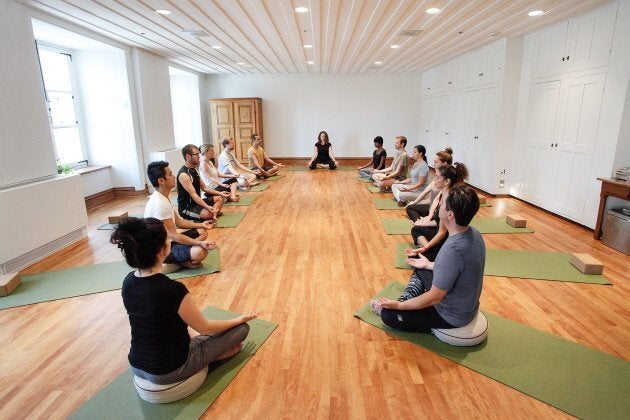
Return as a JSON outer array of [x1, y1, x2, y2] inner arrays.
[[248, 133, 284, 178], [371, 185, 484, 331], [111, 217, 257, 386], [199, 144, 239, 203], [145, 160, 217, 268], [371, 136, 409, 191], [218, 138, 260, 190], [307, 131, 338, 169], [357, 136, 386, 179]]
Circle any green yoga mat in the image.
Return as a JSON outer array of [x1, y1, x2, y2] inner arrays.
[[382, 218, 413, 234], [485, 249, 610, 284], [286, 165, 310, 171], [395, 242, 414, 269], [366, 184, 381, 193], [249, 183, 269, 192], [0, 250, 221, 310], [470, 217, 534, 233], [71, 307, 277, 420], [265, 175, 284, 181], [223, 195, 257, 206], [374, 198, 405, 210], [215, 213, 245, 228], [355, 281, 630, 420], [357, 177, 371, 183]]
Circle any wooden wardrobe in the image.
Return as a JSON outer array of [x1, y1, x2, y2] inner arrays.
[[209, 97, 263, 163]]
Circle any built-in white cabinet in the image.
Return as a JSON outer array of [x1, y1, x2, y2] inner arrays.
[[531, 3, 616, 80], [513, 1, 621, 227]]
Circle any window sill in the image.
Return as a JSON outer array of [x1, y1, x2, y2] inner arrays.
[[74, 165, 111, 175]]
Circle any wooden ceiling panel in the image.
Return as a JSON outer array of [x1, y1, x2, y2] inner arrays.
[[23, 0, 615, 74]]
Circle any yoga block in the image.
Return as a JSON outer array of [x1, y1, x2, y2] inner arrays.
[[108, 212, 128, 224], [478, 195, 487, 205], [506, 214, 527, 228], [0, 272, 21, 297], [570, 253, 604, 275]]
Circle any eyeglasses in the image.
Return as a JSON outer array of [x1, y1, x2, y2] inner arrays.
[[191, 152, 200, 156]]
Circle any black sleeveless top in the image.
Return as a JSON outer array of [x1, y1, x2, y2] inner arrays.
[[177, 166, 200, 210], [372, 149, 387, 169], [315, 142, 332, 160]]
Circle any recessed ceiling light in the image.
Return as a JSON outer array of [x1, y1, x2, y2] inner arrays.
[[528, 10, 544, 16], [211, 45, 221, 49], [426, 8, 441, 14], [303, 44, 313, 48], [390, 44, 400, 49], [307, 61, 315, 65], [373, 61, 383, 65], [155, 9, 171, 15], [489, 32, 499, 37], [236, 62, 245, 65], [295, 7, 309, 13]]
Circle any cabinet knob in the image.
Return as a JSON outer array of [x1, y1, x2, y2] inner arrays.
[[554, 143, 558, 147], [445, 132, 449, 135], [561, 57, 565, 61], [566, 56, 569, 61]]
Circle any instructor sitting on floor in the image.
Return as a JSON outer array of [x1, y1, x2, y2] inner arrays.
[[112, 217, 257, 387], [372, 185, 485, 331]]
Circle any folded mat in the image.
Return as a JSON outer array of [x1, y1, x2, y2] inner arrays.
[[485, 249, 610, 284], [395, 242, 414, 269], [355, 281, 629, 420], [374, 198, 406, 210], [71, 307, 277, 420], [215, 213, 245, 228], [356, 177, 372, 183], [0, 250, 220, 310], [223, 195, 257, 206], [470, 216, 534, 233], [265, 175, 284, 181], [249, 183, 269, 192]]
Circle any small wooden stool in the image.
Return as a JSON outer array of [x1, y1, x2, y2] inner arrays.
[[0, 272, 22, 297]]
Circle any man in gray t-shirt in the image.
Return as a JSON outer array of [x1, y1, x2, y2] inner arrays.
[[372, 185, 485, 330]]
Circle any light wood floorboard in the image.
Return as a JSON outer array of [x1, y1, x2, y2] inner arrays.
[[0, 169, 628, 419]]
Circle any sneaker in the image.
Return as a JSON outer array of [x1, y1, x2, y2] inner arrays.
[[370, 299, 383, 316]]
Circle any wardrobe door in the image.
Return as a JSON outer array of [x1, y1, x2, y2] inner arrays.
[[565, 3, 617, 73]]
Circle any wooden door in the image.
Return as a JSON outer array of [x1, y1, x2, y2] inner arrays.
[[210, 101, 234, 148], [209, 98, 262, 164], [233, 99, 259, 162]]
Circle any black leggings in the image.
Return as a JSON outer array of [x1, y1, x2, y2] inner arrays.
[[406, 203, 430, 222], [310, 158, 336, 170], [380, 269, 454, 332]]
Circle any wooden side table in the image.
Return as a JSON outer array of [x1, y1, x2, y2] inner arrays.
[[594, 177, 630, 239]]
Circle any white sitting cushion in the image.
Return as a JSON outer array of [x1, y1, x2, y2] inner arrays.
[[162, 263, 182, 274], [431, 311, 488, 347], [133, 366, 208, 404]]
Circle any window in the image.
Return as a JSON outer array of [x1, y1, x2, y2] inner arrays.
[[169, 67, 203, 147], [37, 44, 85, 165]]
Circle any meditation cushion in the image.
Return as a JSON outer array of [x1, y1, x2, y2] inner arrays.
[[162, 263, 182, 274], [133, 366, 208, 404], [432, 311, 488, 346]]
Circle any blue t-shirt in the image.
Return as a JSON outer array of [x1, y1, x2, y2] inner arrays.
[[432, 227, 485, 327]]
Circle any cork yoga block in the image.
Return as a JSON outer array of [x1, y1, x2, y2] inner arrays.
[[570, 253, 604, 275], [0, 272, 21, 297], [506, 214, 527, 228], [108, 212, 129, 224]]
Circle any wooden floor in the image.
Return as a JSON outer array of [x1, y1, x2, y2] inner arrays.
[[0, 169, 628, 419]]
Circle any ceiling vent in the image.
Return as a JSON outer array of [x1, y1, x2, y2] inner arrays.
[[182, 29, 210, 38], [398, 29, 423, 37]]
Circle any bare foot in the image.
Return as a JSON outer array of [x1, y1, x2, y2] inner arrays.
[[370, 299, 383, 316], [216, 342, 243, 360], [182, 261, 202, 269]]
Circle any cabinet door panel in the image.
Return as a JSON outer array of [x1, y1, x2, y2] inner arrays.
[[550, 73, 605, 220], [565, 3, 616, 73], [531, 22, 567, 79]]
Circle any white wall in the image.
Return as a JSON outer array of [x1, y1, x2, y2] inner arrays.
[[0, 0, 57, 187], [205, 74, 422, 158]]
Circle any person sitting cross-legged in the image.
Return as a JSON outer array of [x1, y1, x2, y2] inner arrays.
[[247, 133, 284, 178], [177, 144, 230, 222], [371, 185, 485, 332], [145, 160, 217, 268], [218, 137, 260, 190]]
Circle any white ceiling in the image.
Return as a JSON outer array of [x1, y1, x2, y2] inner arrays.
[[22, 0, 613, 75]]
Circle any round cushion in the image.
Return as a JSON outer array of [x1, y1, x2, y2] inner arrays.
[[162, 263, 182, 274], [133, 366, 208, 404], [431, 311, 488, 346]]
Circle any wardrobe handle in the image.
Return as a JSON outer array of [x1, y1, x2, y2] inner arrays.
[[554, 143, 558, 147]]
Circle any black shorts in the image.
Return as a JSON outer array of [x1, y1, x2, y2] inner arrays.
[[163, 229, 199, 264], [179, 197, 216, 222]]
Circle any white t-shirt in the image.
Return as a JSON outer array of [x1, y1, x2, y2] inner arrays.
[[144, 191, 175, 223], [218, 149, 237, 182]]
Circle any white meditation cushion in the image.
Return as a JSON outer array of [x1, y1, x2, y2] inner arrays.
[[162, 263, 182, 274], [133, 366, 208, 404], [431, 311, 488, 346]]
